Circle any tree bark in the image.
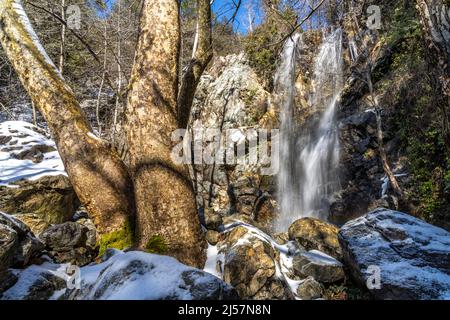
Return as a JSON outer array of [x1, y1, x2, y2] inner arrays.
[[416, 0, 450, 156], [125, 0, 206, 267], [177, 0, 213, 129], [0, 0, 135, 238], [58, 0, 65, 73]]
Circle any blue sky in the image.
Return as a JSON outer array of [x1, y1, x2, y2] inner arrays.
[[212, 0, 262, 34], [101, 0, 258, 34]]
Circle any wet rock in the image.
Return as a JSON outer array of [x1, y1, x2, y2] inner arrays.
[[0, 270, 18, 295], [204, 208, 223, 230], [339, 208, 450, 300], [273, 232, 289, 245], [189, 54, 276, 233], [288, 217, 342, 260]]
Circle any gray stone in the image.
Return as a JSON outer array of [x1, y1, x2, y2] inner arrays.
[[293, 250, 345, 283], [0, 212, 44, 269], [339, 208, 450, 300], [39, 222, 95, 266]]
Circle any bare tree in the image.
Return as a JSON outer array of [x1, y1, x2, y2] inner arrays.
[[0, 0, 135, 238], [0, 0, 213, 267]]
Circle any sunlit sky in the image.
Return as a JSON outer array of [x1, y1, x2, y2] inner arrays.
[[103, 0, 260, 34]]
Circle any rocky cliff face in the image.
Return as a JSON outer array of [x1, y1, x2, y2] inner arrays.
[[189, 54, 279, 233]]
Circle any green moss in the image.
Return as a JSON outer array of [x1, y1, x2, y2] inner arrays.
[[98, 220, 134, 257], [145, 235, 168, 254]]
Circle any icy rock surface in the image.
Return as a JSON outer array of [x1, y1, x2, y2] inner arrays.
[[59, 250, 238, 300], [339, 208, 450, 300]]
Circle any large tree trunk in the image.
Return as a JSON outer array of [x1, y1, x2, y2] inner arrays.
[[125, 0, 206, 267], [0, 0, 135, 239], [416, 0, 450, 156]]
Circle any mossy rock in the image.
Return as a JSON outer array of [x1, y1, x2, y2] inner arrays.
[[0, 175, 78, 225]]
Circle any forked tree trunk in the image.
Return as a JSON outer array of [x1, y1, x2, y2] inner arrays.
[[125, 0, 206, 267], [0, 0, 135, 238]]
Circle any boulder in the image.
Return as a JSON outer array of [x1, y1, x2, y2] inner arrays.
[[297, 276, 324, 300], [0, 212, 44, 269], [338, 208, 450, 300], [218, 226, 294, 300], [60, 250, 238, 300], [0, 223, 18, 278], [39, 222, 96, 266], [203, 208, 223, 230], [0, 263, 66, 300], [205, 230, 220, 245], [273, 232, 289, 245], [288, 217, 342, 260], [0, 270, 18, 295], [0, 175, 78, 225], [13, 213, 50, 236], [75, 218, 97, 249], [293, 250, 345, 283]]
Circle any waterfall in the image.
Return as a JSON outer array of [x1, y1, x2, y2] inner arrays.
[[276, 29, 343, 231]]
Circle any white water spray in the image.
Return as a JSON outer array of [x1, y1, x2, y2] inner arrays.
[[276, 29, 343, 231]]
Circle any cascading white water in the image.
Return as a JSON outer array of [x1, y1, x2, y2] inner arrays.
[[276, 29, 343, 231]]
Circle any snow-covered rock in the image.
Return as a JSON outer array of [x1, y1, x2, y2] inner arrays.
[[1, 262, 67, 300], [2, 250, 239, 300], [61, 250, 238, 300], [0, 121, 75, 229], [213, 221, 298, 299], [0, 121, 65, 186], [292, 250, 345, 283], [338, 208, 450, 300]]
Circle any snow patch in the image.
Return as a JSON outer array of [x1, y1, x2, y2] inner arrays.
[[0, 121, 66, 186]]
